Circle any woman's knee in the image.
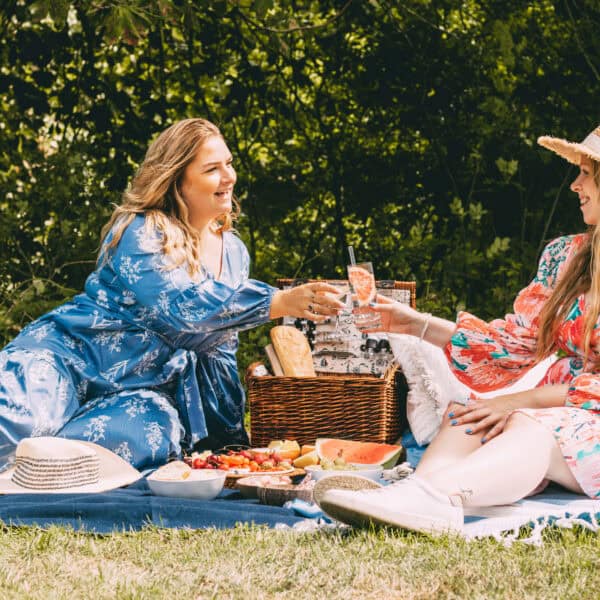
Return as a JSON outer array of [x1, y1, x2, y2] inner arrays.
[[504, 411, 545, 433], [59, 389, 185, 471], [503, 412, 558, 453], [504, 413, 582, 493]]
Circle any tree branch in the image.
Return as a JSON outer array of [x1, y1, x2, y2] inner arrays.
[[535, 165, 573, 270], [228, 0, 353, 34]]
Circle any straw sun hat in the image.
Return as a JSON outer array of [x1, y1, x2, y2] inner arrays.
[[0, 437, 141, 494], [538, 125, 600, 165]]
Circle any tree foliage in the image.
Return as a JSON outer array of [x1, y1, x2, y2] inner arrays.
[[1, 0, 599, 369]]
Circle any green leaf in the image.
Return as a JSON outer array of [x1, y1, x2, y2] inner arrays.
[[254, 0, 274, 18]]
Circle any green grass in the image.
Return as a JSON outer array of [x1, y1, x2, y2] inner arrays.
[[0, 525, 598, 599]]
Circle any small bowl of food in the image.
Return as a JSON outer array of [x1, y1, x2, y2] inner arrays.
[[147, 461, 227, 500], [235, 474, 314, 505], [235, 474, 294, 500], [304, 463, 384, 482]]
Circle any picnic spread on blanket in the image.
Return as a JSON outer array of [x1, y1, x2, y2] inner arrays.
[[0, 258, 598, 541], [0, 434, 597, 545], [0, 253, 598, 541]]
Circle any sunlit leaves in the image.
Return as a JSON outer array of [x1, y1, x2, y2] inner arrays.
[[29, 0, 71, 26], [496, 157, 519, 181]]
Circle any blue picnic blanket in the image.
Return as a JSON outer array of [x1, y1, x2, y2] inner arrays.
[[1, 477, 598, 544], [0, 479, 308, 533], [0, 429, 426, 534], [1, 427, 598, 543]]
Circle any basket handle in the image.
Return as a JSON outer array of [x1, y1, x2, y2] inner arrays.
[[383, 361, 399, 382]]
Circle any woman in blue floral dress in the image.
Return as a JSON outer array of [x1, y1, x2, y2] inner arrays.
[[0, 118, 343, 471]]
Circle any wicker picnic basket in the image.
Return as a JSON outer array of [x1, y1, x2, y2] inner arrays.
[[248, 366, 409, 447], [247, 280, 416, 447]]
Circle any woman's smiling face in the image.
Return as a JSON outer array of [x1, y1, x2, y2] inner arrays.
[[179, 135, 237, 228], [570, 156, 600, 226]]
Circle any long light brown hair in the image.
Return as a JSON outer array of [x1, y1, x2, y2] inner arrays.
[[536, 158, 600, 365], [99, 118, 239, 278]]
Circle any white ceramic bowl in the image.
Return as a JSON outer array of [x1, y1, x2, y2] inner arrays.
[[147, 469, 227, 500], [304, 464, 383, 482]]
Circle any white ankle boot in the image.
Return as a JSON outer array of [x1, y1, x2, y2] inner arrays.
[[315, 475, 464, 535]]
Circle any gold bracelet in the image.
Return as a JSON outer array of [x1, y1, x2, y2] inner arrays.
[[419, 313, 432, 342]]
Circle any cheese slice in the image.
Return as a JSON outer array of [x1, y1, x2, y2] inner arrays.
[[270, 325, 316, 377]]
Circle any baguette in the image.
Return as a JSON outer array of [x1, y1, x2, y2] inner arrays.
[[270, 325, 316, 377]]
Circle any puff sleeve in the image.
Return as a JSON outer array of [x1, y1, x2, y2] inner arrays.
[[443, 236, 580, 392], [93, 215, 276, 351]]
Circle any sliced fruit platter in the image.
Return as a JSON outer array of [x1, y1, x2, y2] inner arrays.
[[184, 440, 305, 474], [234, 437, 404, 503]]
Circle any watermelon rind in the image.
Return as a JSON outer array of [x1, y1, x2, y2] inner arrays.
[[315, 438, 403, 469]]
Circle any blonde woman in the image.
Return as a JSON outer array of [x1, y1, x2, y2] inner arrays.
[[0, 118, 343, 470], [316, 125, 600, 535]]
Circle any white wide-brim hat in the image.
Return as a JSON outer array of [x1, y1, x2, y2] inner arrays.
[[538, 125, 600, 165], [0, 437, 142, 494]]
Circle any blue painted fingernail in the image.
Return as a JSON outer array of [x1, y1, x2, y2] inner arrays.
[[448, 412, 454, 418], [481, 438, 486, 444], [451, 419, 457, 426], [465, 428, 472, 434], [368, 302, 376, 307]]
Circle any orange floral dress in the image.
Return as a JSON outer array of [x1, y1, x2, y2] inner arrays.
[[444, 234, 600, 499]]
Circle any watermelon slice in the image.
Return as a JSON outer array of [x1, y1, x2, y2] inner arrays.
[[315, 438, 403, 469]]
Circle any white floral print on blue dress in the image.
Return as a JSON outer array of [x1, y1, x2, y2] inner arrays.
[[0, 214, 276, 471]]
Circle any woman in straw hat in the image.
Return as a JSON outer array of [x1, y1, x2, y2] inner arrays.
[[0, 118, 343, 471], [315, 126, 600, 535]]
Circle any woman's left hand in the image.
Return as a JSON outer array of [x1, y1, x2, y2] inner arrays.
[[448, 394, 520, 443]]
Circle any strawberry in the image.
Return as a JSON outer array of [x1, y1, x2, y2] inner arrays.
[[252, 452, 269, 465]]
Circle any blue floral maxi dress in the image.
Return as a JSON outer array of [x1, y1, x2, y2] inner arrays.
[[0, 215, 275, 470]]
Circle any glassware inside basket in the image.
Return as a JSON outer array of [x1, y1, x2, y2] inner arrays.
[[330, 283, 352, 333]]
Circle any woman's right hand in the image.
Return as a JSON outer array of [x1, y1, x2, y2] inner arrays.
[[269, 282, 345, 321]]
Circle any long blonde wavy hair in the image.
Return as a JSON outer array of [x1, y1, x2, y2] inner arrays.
[[536, 158, 600, 366], [100, 118, 239, 278]]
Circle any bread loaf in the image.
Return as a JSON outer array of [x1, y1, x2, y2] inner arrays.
[[270, 325, 316, 377]]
